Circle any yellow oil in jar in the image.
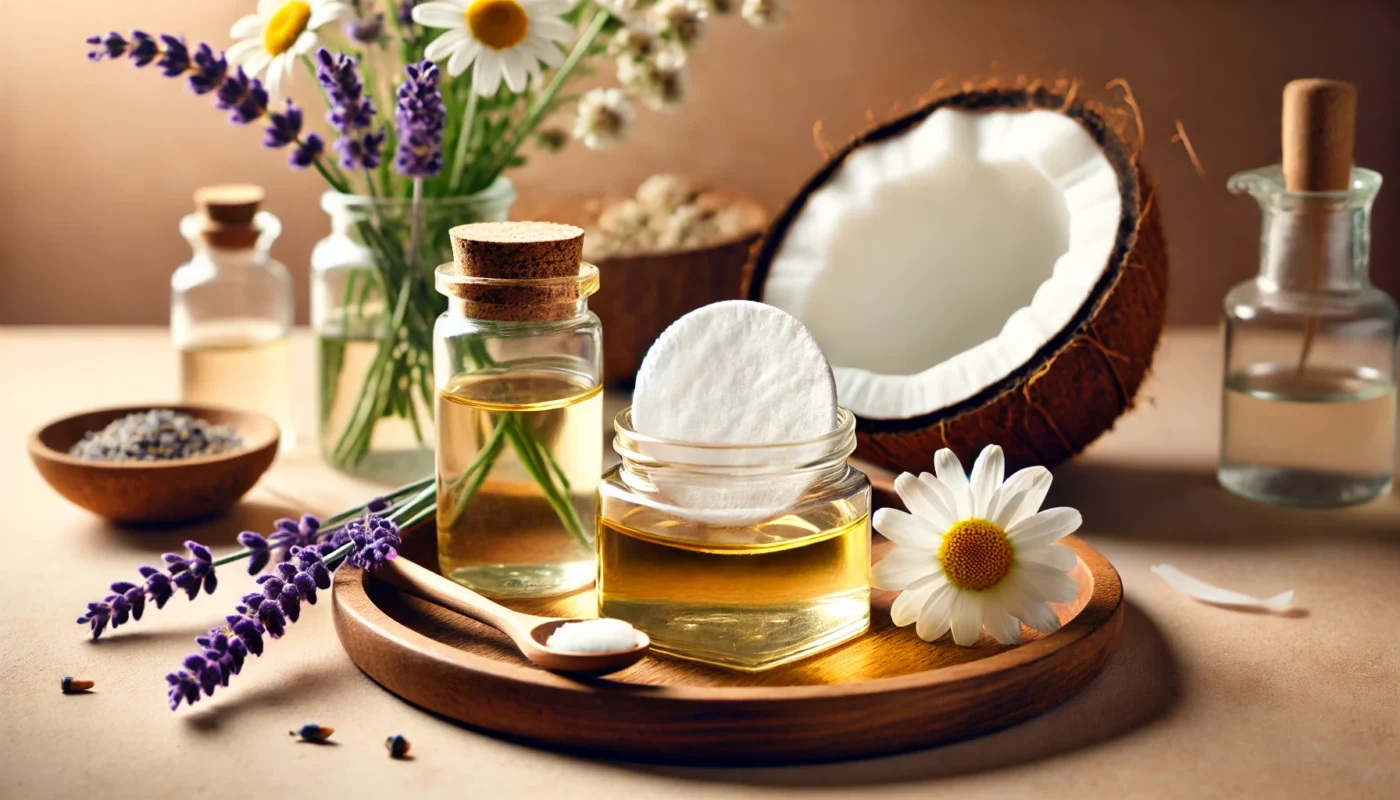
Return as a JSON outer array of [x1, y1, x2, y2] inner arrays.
[[436, 367, 601, 599], [598, 509, 871, 671], [179, 318, 293, 448]]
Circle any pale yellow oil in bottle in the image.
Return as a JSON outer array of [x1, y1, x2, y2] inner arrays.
[[598, 508, 871, 671], [436, 368, 602, 599], [179, 318, 293, 448]]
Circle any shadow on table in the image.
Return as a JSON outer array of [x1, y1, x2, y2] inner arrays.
[[86, 499, 303, 553], [1050, 460, 1400, 544], [584, 600, 1180, 785], [181, 663, 353, 734]]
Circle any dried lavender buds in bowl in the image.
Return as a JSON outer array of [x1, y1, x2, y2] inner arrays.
[[29, 404, 279, 524], [68, 409, 244, 462]]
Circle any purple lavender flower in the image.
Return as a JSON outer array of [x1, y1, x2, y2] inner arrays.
[[347, 13, 386, 45], [394, 60, 446, 179], [165, 524, 398, 711], [85, 31, 321, 171], [397, 0, 420, 26], [315, 48, 385, 171], [77, 541, 217, 639]]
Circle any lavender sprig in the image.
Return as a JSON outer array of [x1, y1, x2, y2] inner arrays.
[[76, 541, 213, 639], [75, 481, 427, 641], [85, 30, 323, 170], [394, 60, 447, 179], [165, 521, 401, 711], [315, 48, 385, 171]]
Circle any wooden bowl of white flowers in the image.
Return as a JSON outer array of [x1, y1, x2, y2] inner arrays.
[[532, 175, 767, 385]]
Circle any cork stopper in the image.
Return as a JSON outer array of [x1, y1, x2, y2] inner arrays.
[[445, 221, 589, 321], [1282, 79, 1357, 192], [193, 184, 265, 249]]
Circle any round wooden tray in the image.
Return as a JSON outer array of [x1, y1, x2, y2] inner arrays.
[[332, 514, 1124, 764]]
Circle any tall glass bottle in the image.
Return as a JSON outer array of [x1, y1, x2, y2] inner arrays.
[[1220, 165, 1396, 506], [171, 185, 294, 447], [433, 223, 602, 599]]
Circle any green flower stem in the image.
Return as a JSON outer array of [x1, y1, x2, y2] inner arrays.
[[478, 10, 610, 184], [448, 90, 479, 192], [441, 419, 511, 529]]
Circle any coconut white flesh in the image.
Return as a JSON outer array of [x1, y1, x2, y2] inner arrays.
[[630, 300, 838, 525], [760, 108, 1122, 420]]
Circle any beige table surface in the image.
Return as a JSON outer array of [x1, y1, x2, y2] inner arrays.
[[1, 326, 1397, 799]]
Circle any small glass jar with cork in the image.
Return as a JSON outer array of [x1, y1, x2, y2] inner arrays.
[[433, 222, 603, 599], [171, 185, 294, 448], [1221, 80, 1398, 507]]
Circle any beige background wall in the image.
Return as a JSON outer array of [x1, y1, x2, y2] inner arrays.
[[2, 0, 1397, 325]]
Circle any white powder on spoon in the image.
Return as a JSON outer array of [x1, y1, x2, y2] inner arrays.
[[545, 618, 639, 653]]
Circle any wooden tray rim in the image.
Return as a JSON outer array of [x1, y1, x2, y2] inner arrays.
[[333, 534, 1122, 703]]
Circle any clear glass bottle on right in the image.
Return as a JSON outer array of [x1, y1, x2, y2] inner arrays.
[[1220, 165, 1397, 507]]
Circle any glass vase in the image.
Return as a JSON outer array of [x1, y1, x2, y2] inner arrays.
[[311, 178, 517, 481]]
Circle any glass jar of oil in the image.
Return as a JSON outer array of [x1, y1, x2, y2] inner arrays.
[[433, 260, 602, 599], [171, 185, 294, 449], [598, 408, 871, 671]]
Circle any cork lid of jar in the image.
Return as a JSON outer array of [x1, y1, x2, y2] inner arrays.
[[445, 221, 591, 321], [193, 184, 266, 249]]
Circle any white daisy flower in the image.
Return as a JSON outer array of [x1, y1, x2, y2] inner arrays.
[[412, 0, 575, 96], [872, 445, 1083, 647], [740, 0, 785, 27], [227, 0, 353, 103], [573, 87, 635, 150], [652, 0, 709, 49]]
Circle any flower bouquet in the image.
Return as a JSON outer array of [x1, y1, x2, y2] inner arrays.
[[87, 0, 786, 478]]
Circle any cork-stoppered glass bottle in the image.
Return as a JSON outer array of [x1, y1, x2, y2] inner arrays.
[[434, 222, 603, 599], [171, 185, 294, 447], [1220, 81, 1397, 507]]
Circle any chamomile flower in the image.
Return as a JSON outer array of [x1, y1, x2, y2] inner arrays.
[[618, 49, 688, 111], [412, 0, 574, 95], [227, 0, 352, 103], [872, 445, 1082, 647], [652, 0, 709, 50], [573, 87, 635, 150], [741, 0, 785, 27]]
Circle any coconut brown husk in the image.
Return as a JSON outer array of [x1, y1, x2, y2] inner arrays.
[[746, 80, 1169, 472]]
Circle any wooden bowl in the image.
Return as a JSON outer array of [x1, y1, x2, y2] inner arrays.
[[28, 405, 279, 525]]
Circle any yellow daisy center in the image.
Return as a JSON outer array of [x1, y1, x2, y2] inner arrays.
[[939, 518, 1013, 591], [466, 0, 530, 50], [264, 1, 313, 56]]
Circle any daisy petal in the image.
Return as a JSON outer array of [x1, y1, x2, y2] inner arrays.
[[915, 583, 956, 641], [1015, 563, 1080, 604], [890, 576, 944, 627], [1002, 591, 1062, 633], [968, 445, 1004, 518], [949, 591, 983, 646], [872, 508, 940, 550], [243, 51, 273, 78], [989, 466, 1050, 528], [230, 15, 265, 39], [414, 1, 472, 29], [982, 608, 1022, 645], [1007, 507, 1082, 549], [523, 0, 572, 14], [474, 53, 504, 96], [225, 38, 264, 66], [425, 29, 470, 63], [917, 472, 961, 523], [292, 30, 318, 55], [500, 49, 528, 92], [530, 16, 577, 43], [933, 449, 971, 519], [258, 0, 281, 15], [449, 39, 483, 78], [1017, 544, 1078, 572], [871, 547, 938, 591], [264, 54, 289, 105], [894, 473, 954, 530]]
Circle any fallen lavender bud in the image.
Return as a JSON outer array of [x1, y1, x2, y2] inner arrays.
[[386, 734, 411, 758], [61, 676, 95, 694], [291, 723, 335, 743]]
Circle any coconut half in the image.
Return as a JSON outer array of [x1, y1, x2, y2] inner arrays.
[[747, 86, 1168, 472]]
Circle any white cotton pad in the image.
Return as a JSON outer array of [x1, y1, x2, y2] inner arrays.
[[630, 300, 840, 525], [545, 618, 638, 653]]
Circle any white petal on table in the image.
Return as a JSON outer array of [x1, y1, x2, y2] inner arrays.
[[1151, 564, 1295, 613]]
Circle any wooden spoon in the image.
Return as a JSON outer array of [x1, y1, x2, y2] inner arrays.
[[378, 557, 650, 676]]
